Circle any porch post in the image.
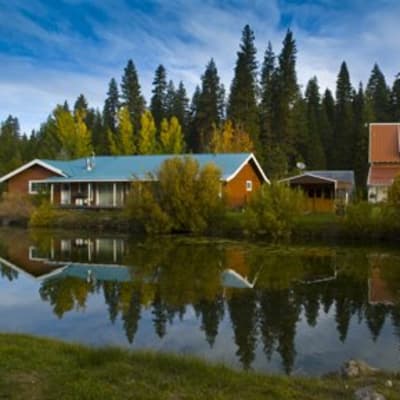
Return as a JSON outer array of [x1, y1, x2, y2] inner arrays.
[[88, 183, 91, 207], [50, 184, 54, 204], [113, 183, 117, 207]]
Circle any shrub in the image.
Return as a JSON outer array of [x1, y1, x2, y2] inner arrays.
[[343, 201, 382, 237], [125, 156, 226, 234], [243, 182, 305, 240], [29, 201, 59, 227], [0, 193, 34, 221]]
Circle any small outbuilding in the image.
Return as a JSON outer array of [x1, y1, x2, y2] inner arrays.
[[281, 170, 355, 213]]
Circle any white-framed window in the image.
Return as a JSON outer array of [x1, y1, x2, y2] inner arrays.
[[246, 180, 253, 192], [28, 181, 40, 194]]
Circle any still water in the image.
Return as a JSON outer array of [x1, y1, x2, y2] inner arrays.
[[0, 228, 399, 375]]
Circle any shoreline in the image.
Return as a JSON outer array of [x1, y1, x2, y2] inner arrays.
[[0, 333, 398, 399]]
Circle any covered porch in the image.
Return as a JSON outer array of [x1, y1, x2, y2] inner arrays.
[[281, 172, 354, 213], [49, 182, 130, 208]]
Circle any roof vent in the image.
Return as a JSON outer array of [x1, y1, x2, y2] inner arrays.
[[85, 152, 96, 171]]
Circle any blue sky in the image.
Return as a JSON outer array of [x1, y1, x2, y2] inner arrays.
[[1, 0, 400, 134]]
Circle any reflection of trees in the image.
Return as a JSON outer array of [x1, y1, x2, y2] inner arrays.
[[259, 289, 299, 374], [228, 290, 257, 370], [122, 286, 142, 343], [194, 295, 224, 347], [29, 235, 400, 374], [0, 263, 18, 281], [39, 277, 93, 318]]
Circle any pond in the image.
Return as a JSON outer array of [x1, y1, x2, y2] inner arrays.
[[0, 227, 399, 376]]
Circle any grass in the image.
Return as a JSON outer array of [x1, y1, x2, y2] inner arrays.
[[0, 334, 399, 400]]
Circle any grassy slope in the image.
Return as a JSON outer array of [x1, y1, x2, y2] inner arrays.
[[0, 334, 399, 400]]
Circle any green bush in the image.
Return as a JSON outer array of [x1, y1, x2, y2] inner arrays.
[[243, 182, 305, 240], [125, 156, 226, 234], [29, 201, 59, 227], [343, 201, 381, 237]]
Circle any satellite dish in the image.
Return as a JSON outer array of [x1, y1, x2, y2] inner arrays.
[[296, 162, 306, 170]]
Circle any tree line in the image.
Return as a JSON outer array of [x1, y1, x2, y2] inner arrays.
[[1, 25, 400, 188]]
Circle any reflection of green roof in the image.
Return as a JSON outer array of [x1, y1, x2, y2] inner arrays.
[[55, 264, 132, 282], [37, 153, 260, 183]]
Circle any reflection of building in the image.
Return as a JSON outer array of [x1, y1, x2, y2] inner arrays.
[[281, 171, 354, 212], [368, 255, 396, 306], [0, 237, 128, 282]]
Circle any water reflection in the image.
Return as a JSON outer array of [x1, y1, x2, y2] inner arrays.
[[0, 228, 400, 375]]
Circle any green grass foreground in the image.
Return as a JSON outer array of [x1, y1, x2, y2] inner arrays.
[[0, 334, 399, 400]]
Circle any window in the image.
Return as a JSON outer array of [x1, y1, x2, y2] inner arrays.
[[246, 180, 253, 192], [28, 181, 40, 194]]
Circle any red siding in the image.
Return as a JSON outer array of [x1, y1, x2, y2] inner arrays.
[[6, 165, 59, 194]]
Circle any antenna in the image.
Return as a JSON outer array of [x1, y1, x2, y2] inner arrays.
[[296, 161, 306, 170]]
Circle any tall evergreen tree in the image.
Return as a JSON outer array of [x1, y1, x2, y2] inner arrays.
[[0, 116, 22, 175], [150, 64, 168, 128], [103, 78, 120, 134], [390, 73, 400, 121], [320, 89, 335, 168], [73, 94, 88, 115], [120, 60, 145, 131], [260, 41, 276, 152], [188, 85, 201, 152], [334, 62, 354, 169], [271, 29, 300, 166], [228, 25, 259, 148], [353, 83, 373, 190], [193, 58, 225, 151], [365, 64, 391, 122], [304, 77, 326, 169], [172, 81, 189, 133]]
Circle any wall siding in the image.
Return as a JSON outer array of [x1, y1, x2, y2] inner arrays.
[[224, 160, 264, 208], [7, 165, 59, 194]]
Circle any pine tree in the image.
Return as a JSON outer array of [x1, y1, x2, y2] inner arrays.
[[91, 109, 107, 155], [73, 94, 88, 115], [103, 78, 120, 133], [390, 73, 400, 121], [193, 59, 225, 151], [164, 80, 176, 119], [188, 85, 201, 152], [365, 64, 391, 122], [150, 65, 168, 128], [353, 83, 373, 190], [334, 62, 354, 169], [138, 111, 157, 154], [272, 29, 299, 165], [260, 41, 276, 153], [0, 116, 22, 175], [304, 77, 326, 169], [228, 25, 259, 148], [172, 81, 189, 133], [120, 60, 145, 131], [320, 89, 335, 168]]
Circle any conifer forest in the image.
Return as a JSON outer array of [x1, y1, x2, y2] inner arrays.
[[1, 25, 400, 190]]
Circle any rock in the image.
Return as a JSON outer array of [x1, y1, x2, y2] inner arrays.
[[384, 380, 392, 388], [354, 386, 385, 400], [342, 359, 379, 378]]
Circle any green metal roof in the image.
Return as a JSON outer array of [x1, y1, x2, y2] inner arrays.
[[38, 153, 261, 183]]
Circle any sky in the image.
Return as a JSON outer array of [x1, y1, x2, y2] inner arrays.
[[1, 0, 400, 134]]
